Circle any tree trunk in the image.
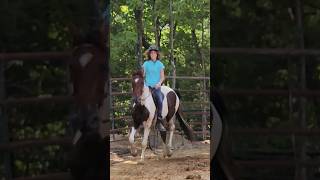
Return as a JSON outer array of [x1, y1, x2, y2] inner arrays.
[[169, 0, 175, 89], [152, 0, 160, 48], [134, 0, 144, 68], [142, 34, 150, 50]]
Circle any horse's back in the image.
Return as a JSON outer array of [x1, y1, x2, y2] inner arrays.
[[160, 86, 176, 96], [160, 86, 180, 117]]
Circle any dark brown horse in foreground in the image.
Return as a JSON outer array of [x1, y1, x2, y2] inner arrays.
[[66, 22, 108, 180], [211, 88, 239, 180]]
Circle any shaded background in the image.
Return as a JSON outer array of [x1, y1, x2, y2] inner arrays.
[[0, 0, 107, 179], [213, 0, 320, 180]]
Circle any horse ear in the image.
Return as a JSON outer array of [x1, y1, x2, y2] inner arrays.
[[132, 71, 137, 77], [132, 69, 144, 77], [137, 69, 144, 76]]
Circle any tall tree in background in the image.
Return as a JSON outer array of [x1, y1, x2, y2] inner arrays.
[[134, 0, 144, 67]]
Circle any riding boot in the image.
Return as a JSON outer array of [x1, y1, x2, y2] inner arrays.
[[156, 116, 166, 132]]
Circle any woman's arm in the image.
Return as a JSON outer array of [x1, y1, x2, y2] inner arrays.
[[155, 69, 165, 89], [159, 69, 165, 84]]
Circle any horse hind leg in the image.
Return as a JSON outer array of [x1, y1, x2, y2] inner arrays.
[[164, 91, 177, 157], [160, 131, 168, 158], [167, 117, 175, 157]]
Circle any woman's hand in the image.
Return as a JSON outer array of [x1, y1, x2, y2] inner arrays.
[[155, 82, 161, 89]]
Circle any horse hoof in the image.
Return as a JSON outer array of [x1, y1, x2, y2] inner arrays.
[[131, 149, 138, 157], [138, 160, 145, 165], [162, 154, 167, 158]]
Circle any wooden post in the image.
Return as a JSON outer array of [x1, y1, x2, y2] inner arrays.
[[109, 78, 115, 140], [1, 2, 12, 177], [0, 61, 12, 179], [105, 2, 111, 140], [201, 20, 207, 141], [295, 0, 307, 179]]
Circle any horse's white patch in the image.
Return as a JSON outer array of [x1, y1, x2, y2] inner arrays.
[[79, 53, 93, 67], [160, 86, 180, 114], [129, 127, 136, 144], [134, 78, 139, 83], [72, 130, 82, 145]]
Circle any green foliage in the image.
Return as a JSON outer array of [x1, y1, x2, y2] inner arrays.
[[111, 0, 210, 77]]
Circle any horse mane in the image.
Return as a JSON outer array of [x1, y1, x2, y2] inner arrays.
[[132, 69, 144, 78]]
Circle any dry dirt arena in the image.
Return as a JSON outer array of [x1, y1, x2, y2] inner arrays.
[[110, 134, 210, 180]]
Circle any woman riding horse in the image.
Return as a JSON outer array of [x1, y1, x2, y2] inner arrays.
[[130, 68, 194, 161], [141, 45, 166, 132]]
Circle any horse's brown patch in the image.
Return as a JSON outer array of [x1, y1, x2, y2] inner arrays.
[[132, 103, 149, 129], [131, 70, 144, 100], [166, 91, 177, 122], [70, 44, 106, 106]]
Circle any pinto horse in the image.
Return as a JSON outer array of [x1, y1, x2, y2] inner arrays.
[[129, 70, 194, 161]]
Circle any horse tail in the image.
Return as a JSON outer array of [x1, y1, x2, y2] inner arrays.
[[174, 89, 181, 99], [176, 106, 195, 141]]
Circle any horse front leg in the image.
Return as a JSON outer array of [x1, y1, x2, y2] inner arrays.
[[140, 122, 151, 161], [129, 127, 138, 156]]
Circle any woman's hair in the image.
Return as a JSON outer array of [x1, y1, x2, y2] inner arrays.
[[147, 50, 160, 60]]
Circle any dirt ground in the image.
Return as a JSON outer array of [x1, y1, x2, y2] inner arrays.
[[110, 134, 210, 180]]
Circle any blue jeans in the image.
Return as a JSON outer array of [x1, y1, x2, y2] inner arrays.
[[150, 87, 163, 118]]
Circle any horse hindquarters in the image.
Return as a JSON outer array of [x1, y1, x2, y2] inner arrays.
[[162, 91, 178, 157]]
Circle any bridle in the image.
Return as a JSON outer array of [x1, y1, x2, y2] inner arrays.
[[133, 80, 152, 105]]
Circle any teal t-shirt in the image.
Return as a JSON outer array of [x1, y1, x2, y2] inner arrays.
[[142, 60, 165, 87]]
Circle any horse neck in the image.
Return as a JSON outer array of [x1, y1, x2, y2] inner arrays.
[[140, 86, 152, 104]]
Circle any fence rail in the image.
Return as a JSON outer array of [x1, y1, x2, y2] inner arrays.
[[0, 137, 71, 151], [234, 159, 320, 167], [231, 128, 320, 136], [111, 76, 210, 80], [219, 89, 320, 96], [13, 172, 71, 180], [213, 48, 320, 56], [0, 52, 71, 61]]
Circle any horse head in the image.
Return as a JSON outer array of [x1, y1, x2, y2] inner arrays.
[[131, 69, 145, 104]]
